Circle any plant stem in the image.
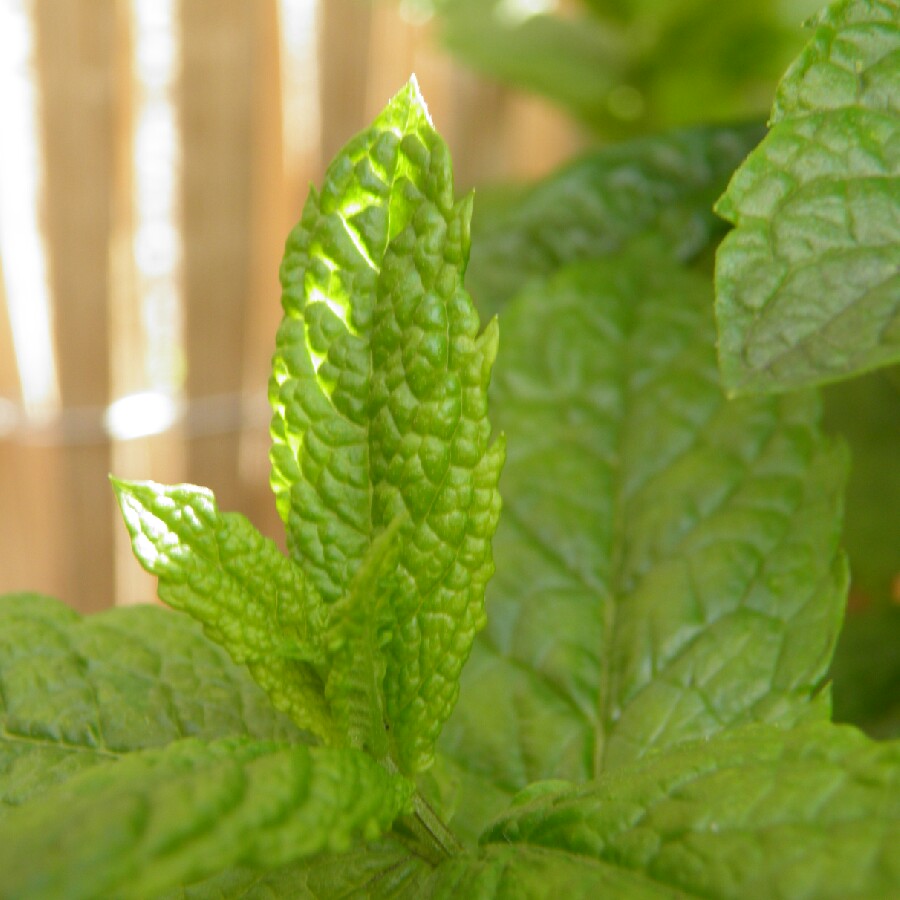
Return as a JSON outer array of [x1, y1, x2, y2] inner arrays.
[[382, 756, 463, 862], [412, 792, 464, 858]]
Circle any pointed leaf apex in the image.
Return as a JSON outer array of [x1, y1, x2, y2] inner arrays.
[[406, 73, 432, 125]]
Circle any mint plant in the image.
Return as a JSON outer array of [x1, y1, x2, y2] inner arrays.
[[1, 1, 899, 895], [715, 0, 899, 393]]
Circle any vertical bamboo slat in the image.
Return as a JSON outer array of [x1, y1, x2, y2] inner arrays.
[[0, 0, 586, 611], [241, 0, 288, 547], [0, 258, 64, 601], [33, 0, 120, 613], [108, 2, 184, 606], [317, 0, 373, 165], [0, 257, 19, 401], [179, 0, 258, 514]]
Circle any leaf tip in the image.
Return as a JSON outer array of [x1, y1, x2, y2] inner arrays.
[[407, 72, 431, 121]]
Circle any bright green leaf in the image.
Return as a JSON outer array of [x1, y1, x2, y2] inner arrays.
[[269, 77, 439, 599], [715, 0, 900, 393], [439, 254, 848, 811], [323, 518, 403, 759], [0, 593, 304, 811], [268, 78, 504, 773], [111, 479, 337, 743], [0, 737, 412, 900], [471, 723, 900, 899], [468, 122, 764, 319]]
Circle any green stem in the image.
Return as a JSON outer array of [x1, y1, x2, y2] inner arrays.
[[412, 792, 464, 858], [383, 756, 463, 862]]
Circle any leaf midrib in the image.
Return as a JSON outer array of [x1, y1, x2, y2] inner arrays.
[[0, 728, 119, 759], [593, 301, 728, 776]]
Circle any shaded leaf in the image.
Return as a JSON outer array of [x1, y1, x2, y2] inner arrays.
[[440, 254, 848, 815], [468, 123, 764, 318], [831, 603, 900, 738], [823, 365, 900, 605]]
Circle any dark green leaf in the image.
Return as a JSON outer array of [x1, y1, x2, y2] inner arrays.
[[823, 365, 900, 606], [831, 604, 900, 738], [440, 254, 848, 815], [468, 123, 764, 318]]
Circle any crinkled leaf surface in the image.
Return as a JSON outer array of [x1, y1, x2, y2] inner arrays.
[[715, 0, 900, 393], [0, 593, 304, 811], [468, 122, 764, 319], [268, 78, 504, 773], [0, 736, 411, 900], [323, 519, 403, 759], [112, 479, 337, 743], [438, 254, 848, 823], [772, 0, 900, 119], [439, 723, 900, 899]]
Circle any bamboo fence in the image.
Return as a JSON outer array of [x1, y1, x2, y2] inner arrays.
[[0, 0, 582, 612]]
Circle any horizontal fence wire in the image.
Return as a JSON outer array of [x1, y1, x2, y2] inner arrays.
[[0, 0, 582, 612]]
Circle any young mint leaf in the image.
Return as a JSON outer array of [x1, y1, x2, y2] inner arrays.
[[714, 0, 900, 394], [439, 253, 848, 808], [323, 518, 403, 759], [269, 77, 438, 598], [468, 723, 900, 899], [0, 593, 304, 811], [370, 196, 505, 773], [468, 122, 764, 319], [0, 737, 412, 900], [269, 78, 504, 773], [111, 479, 338, 743]]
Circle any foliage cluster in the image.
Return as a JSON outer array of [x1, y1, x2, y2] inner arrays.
[[0, 0, 897, 895]]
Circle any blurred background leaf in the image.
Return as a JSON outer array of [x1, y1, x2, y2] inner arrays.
[[411, 0, 824, 137], [825, 367, 900, 738]]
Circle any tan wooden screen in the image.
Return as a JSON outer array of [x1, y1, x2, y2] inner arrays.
[[0, 0, 581, 613]]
